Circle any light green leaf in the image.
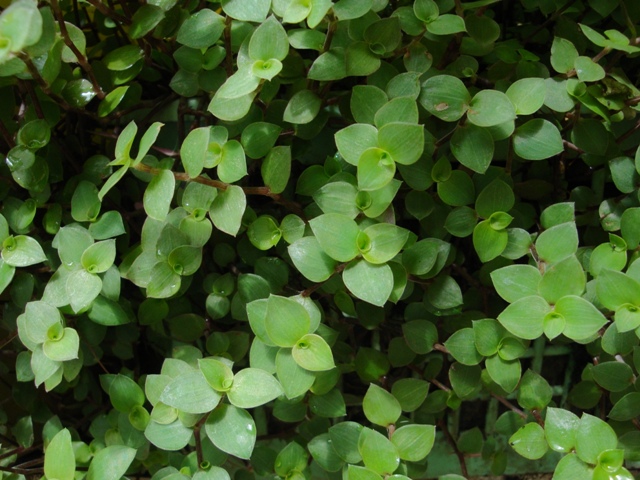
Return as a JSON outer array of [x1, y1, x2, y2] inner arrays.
[[276, 347, 315, 399], [535, 222, 578, 264], [575, 414, 618, 465], [66, 269, 102, 312], [491, 265, 541, 303], [343, 259, 394, 307], [556, 295, 607, 342], [43, 328, 79, 362], [144, 169, 175, 221], [357, 148, 396, 191], [249, 16, 289, 62], [390, 424, 436, 462], [360, 223, 409, 265], [86, 445, 136, 480], [108, 374, 146, 412], [228, 368, 283, 408], [292, 334, 335, 371], [221, 0, 270, 22], [160, 370, 221, 414], [362, 384, 401, 427], [509, 423, 548, 460], [513, 119, 564, 160], [180, 127, 209, 178], [81, 240, 116, 274], [288, 236, 338, 282], [176, 9, 224, 49], [335, 124, 378, 166], [205, 404, 256, 459], [358, 427, 400, 475], [284, 89, 322, 124], [309, 213, 359, 262], [419, 75, 470, 122], [209, 185, 246, 236], [262, 146, 291, 194], [44, 429, 75, 480], [497, 295, 549, 340], [377, 122, 424, 166], [426, 14, 466, 35], [265, 295, 310, 347], [467, 90, 516, 127], [506, 78, 546, 115], [2, 235, 46, 267]]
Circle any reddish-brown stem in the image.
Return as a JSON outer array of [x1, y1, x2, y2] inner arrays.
[[50, 0, 105, 99], [491, 392, 527, 419], [85, 0, 130, 24]]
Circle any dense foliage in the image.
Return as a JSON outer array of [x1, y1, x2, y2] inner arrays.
[[1, 0, 640, 478]]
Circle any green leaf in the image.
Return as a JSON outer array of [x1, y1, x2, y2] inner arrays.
[[43, 327, 79, 362], [247, 216, 281, 251], [609, 392, 640, 421], [221, 0, 270, 22], [249, 16, 289, 62], [553, 453, 593, 480], [592, 361, 634, 392], [86, 445, 136, 480], [0, 259, 15, 296], [292, 334, 335, 371], [144, 169, 175, 221], [419, 75, 470, 122], [314, 181, 359, 218], [71, 180, 101, 222], [575, 414, 618, 465], [475, 179, 514, 218], [45, 429, 75, 480], [288, 236, 338, 282], [333, 0, 373, 20], [242, 122, 281, 160], [426, 14, 466, 35], [180, 127, 209, 178], [205, 406, 255, 459], [506, 78, 546, 115], [444, 328, 483, 365], [218, 140, 247, 184], [550, 37, 579, 73], [357, 148, 396, 191], [67, 269, 102, 312], [81, 240, 116, 274], [309, 213, 359, 262], [144, 419, 192, 451], [498, 295, 549, 340], [545, 407, 579, 452], [538, 255, 585, 304], [160, 370, 221, 414], [597, 270, 640, 311], [363, 384, 401, 427], [450, 124, 494, 173], [335, 124, 378, 166], [2, 235, 46, 267], [513, 119, 564, 161], [209, 185, 246, 236], [265, 295, 310, 347], [491, 265, 541, 303], [509, 423, 548, 460], [177, 9, 224, 48], [22, 301, 62, 344], [574, 56, 605, 82], [351, 85, 388, 125], [556, 295, 607, 341], [261, 146, 291, 194], [129, 5, 164, 39], [517, 370, 552, 410], [276, 347, 315, 399], [284, 90, 322, 124], [390, 424, 436, 462], [360, 223, 409, 265], [402, 320, 437, 354], [358, 427, 399, 475], [473, 220, 508, 262], [104, 45, 143, 71], [377, 122, 424, 165], [535, 222, 578, 264], [228, 368, 283, 408], [199, 358, 234, 391], [343, 259, 394, 307], [485, 354, 520, 393], [467, 90, 516, 127], [108, 374, 146, 412], [309, 433, 345, 472]]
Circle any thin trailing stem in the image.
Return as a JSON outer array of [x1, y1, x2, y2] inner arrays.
[[85, 0, 130, 24], [224, 15, 234, 77], [491, 392, 527, 419], [0, 118, 14, 149], [50, 0, 105, 99], [437, 419, 469, 478]]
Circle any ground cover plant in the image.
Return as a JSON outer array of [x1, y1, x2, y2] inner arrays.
[[1, 0, 640, 478]]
